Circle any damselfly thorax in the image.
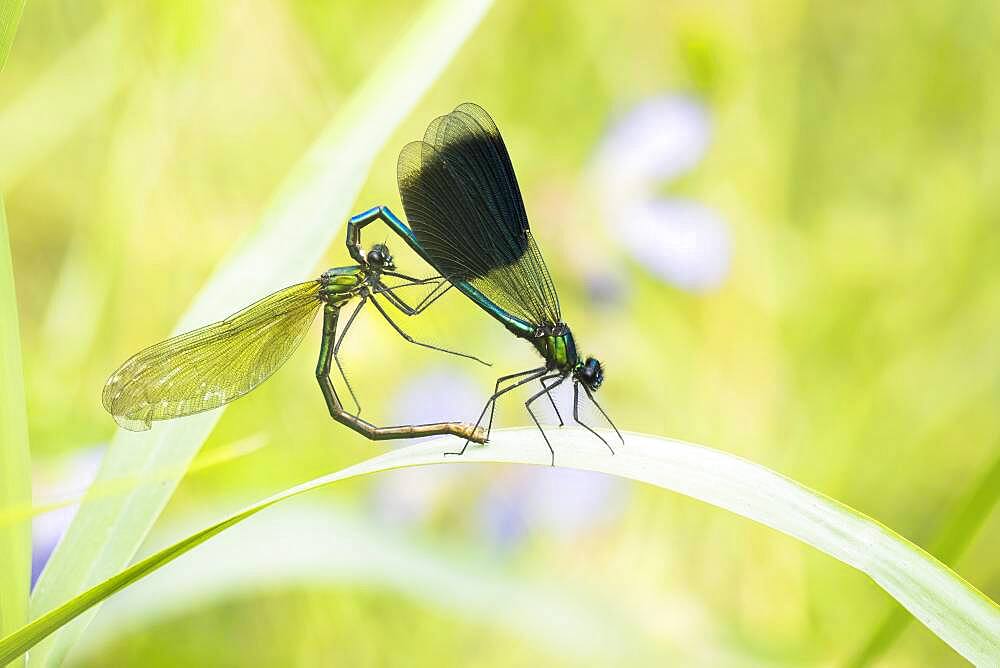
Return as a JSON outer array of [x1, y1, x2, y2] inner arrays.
[[318, 266, 369, 305], [531, 323, 579, 374]]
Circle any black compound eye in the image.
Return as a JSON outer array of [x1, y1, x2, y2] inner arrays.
[[582, 357, 604, 389], [368, 244, 393, 267]]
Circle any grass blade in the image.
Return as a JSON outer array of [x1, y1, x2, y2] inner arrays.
[[848, 444, 1000, 665], [3, 429, 998, 665], [2, 6, 36, 664], [26, 0, 493, 665], [0, 195, 31, 668], [0, 0, 25, 72], [0, 435, 268, 529], [78, 503, 653, 663]]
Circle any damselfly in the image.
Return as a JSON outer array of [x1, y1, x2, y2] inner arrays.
[[347, 103, 622, 464], [103, 243, 488, 443]]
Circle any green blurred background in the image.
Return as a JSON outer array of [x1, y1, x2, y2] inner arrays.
[[3, 0, 998, 665]]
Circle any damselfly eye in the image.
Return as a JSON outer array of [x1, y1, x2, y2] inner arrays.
[[580, 357, 604, 390], [367, 243, 393, 269]]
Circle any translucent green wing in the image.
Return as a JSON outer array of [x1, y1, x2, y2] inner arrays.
[[103, 280, 323, 430]]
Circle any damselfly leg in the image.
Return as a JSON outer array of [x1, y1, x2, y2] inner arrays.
[[332, 275, 456, 416], [315, 302, 485, 443], [368, 293, 490, 366], [445, 367, 548, 457], [332, 297, 366, 414], [524, 373, 568, 466], [378, 271, 453, 315], [572, 382, 615, 454], [541, 378, 564, 426], [581, 384, 624, 446], [486, 367, 547, 436], [330, 275, 486, 417]]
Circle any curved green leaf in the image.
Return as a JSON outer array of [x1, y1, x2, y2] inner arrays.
[[3, 429, 998, 665], [78, 503, 657, 663], [0, 195, 31, 666], [849, 444, 1000, 665]]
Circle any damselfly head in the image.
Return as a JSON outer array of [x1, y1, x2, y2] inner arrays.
[[366, 243, 396, 271], [576, 356, 604, 391]]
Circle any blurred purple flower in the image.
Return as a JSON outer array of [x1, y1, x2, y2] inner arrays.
[[620, 200, 730, 292], [389, 368, 483, 428], [478, 467, 628, 551], [369, 369, 483, 526], [31, 447, 104, 586], [592, 96, 711, 193], [583, 272, 626, 306], [591, 95, 731, 292], [479, 479, 530, 549]]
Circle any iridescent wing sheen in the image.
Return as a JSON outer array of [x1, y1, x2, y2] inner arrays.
[[103, 280, 322, 430], [398, 102, 561, 328]]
